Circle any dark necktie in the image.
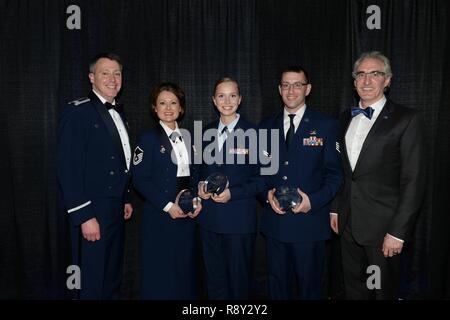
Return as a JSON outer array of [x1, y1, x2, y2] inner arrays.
[[170, 132, 181, 143], [351, 106, 374, 119], [220, 126, 228, 136], [105, 102, 123, 114], [286, 114, 295, 149]]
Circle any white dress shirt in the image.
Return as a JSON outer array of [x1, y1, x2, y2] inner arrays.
[[218, 114, 240, 151], [345, 96, 386, 171], [159, 121, 191, 213], [283, 105, 306, 138], [93, 90, 131, 170], [159, 121, 190, 177]]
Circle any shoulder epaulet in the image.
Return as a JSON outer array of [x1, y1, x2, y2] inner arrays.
[[68, 97, 90, 106]]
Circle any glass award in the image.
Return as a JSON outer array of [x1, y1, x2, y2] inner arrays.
[[175, 189, 197, 214], [203, 172, 229, 195], [274, 185, 302, 211]]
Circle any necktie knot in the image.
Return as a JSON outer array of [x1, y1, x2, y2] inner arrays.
[[286, 114, 296, 149], [288, 114, 295, 123], [220, 126, 228, 135], [105, 102, 123, 114], [170, 132, 181, 143], [351, 106, 374, 119]]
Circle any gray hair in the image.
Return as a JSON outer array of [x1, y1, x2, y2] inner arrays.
[[353, 51, 393, 77]]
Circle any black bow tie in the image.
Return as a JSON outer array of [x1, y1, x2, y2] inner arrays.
[[105, 102, 123, 114]]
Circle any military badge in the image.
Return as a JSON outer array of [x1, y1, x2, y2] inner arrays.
[[303, 136, 324, 146], [133, 146, 144, 165]]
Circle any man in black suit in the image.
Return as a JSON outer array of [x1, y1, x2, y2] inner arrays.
[[57, 53, 133, 299], [330, 51, 425, 299]]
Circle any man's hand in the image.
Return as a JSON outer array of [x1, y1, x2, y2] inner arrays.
[[197, 181, 211, 200], [211, 189, 231, 203], [330, 213, 338, 234], [81, 217, 101, 241], [267, 188, 285, 215], [187, 198, 202, 219], [124, 203, 133, 220], [291, 189, 311, 214], [168, 203, 187, 220], [382, 233, 404, 257]]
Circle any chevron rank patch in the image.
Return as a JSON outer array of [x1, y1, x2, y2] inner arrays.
[[133, 146, 144, 165], [336, 142, 340, 153]]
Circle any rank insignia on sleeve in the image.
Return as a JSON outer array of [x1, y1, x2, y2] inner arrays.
[[133, 146, 144, 165]]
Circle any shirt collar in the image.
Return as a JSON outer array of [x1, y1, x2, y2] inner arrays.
[[159, 120, 181, 138], [284, 104, 306, 119], [218, 113, 240, 133], [358, 96, 386, 112], [92, 90, 116, 106]]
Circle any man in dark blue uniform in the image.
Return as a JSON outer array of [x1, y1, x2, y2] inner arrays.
[[259, 66, 342, 299], [57, 53, 133, 299]]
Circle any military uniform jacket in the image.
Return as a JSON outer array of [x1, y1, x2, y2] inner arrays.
[[132, 125, 198, 213], [57, 91, 131, 226], [197, 117, 266, 234], [259, 107, 343, 243]]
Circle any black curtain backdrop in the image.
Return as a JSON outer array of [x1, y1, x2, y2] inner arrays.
[[1, 0, 449, 299]]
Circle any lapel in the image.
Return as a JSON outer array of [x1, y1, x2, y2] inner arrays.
[[179, 127, 197, 172], [203, 120, 220, 161], [274, 111, 287, 154], [340, 110, 353, 174], [90, 92, 127, 169], [296, 107, 315, 147], [352, 100, 394, 175], [156, 124, 174, 160]]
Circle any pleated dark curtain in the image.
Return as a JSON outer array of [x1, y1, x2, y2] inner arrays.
[[0, 0, 448, 299]]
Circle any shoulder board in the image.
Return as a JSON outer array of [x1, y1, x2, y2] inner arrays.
[[68, 97, 90, 106]]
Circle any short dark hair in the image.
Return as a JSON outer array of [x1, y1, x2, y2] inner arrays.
[[89, 53, 123, 73], [280, 66, 310, 83], [150, 82, 186, 120], [213, 77, 241, 96]]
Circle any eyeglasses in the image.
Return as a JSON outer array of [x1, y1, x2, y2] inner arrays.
[[352, 71, 386, 80], [280, 82, 309, 91]]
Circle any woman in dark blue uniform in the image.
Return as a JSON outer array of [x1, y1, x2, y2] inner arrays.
[[133, 82, 201, 299], [197, 77, 266, 299]]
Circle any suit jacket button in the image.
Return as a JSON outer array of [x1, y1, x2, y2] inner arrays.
[[110, 171, 115, 175], [282, 176, 288, 180], [124, 169, 128, 173], [284, 161, 289, 166], [108, 186, 112, 190], [110, 156, 115, 160]]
